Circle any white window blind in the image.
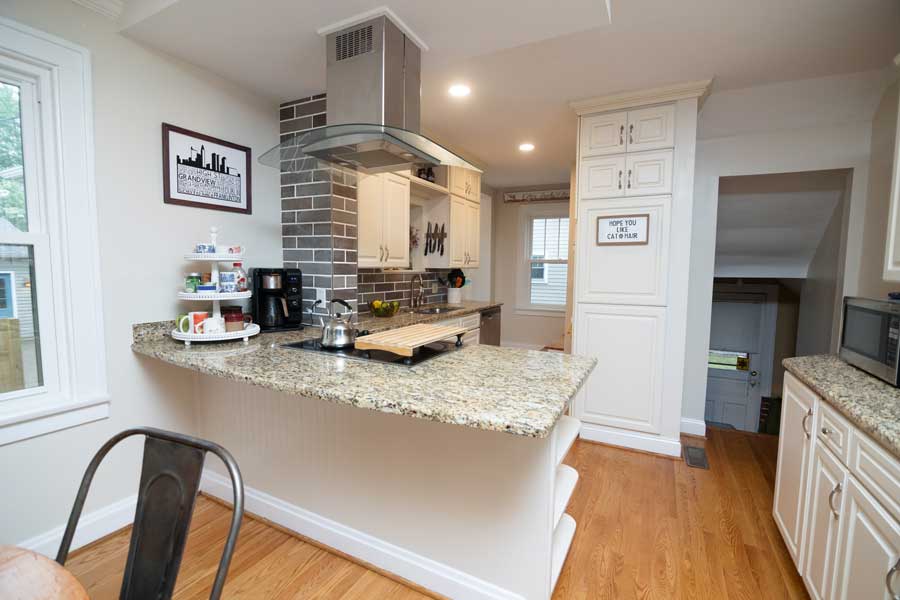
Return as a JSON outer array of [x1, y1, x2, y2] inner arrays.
[[528, 217, 569, 307]]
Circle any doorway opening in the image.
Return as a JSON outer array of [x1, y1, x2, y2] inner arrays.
[[705, 169, 852, 432]]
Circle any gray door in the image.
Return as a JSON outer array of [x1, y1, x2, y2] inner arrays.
[[705, 294, 764, 431]]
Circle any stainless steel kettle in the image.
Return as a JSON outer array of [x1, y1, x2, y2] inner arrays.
[[319, 299, 357, 349]]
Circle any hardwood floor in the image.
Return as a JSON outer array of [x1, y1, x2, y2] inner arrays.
[[67, 427, 806, 599]]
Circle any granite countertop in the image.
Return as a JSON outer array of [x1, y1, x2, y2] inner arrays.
[[132, 302, 596, 438], [783, 355, 900, 458]]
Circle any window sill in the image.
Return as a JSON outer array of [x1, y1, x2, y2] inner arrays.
[[0, 395, 110, 446], [514, 307, 566, 318]]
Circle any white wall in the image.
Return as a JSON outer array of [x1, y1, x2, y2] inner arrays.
[[858, 80, 900, 299], [492, 193, 566, 349], [795, 202, 844, 356], [682, 71, 886, 425], [0, 0, 280, 546]]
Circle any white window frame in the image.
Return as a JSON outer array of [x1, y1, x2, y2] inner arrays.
[[515, 203, 568, 316], [0, 17, 108, 445]]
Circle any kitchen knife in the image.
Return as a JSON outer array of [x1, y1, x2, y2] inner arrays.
[[424, 222, 431, 256], [439, 224, 445, 256]]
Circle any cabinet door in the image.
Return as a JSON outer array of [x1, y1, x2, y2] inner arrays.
[[449, 167, 468, 198], [804, 443, 847, 600], [625, 104, 675, 153], [357, 173, 385, 267], [449, 195, 467, 267], [773, 372, 817, 569], [466, 170, 481, 203], [580, 155, 626, 200], [580, 111, 627, 157], [381, 173, 410, 267], [576, 196, 670, 305], [832, 477, 900, 600], [882, 90, 900, 281], [573, 304, 665, 434], [465, 200, 480, 267], [625, 150, 673, 197]]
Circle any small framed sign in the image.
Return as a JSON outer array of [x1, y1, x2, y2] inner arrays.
[[162, 123, 252, 214], [596, 214, 649, 246]]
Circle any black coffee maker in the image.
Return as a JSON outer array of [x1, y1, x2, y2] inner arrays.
[[251, 268, 304, 330]]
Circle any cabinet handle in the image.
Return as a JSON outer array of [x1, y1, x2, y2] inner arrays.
[[379, 245, 384, 261], [618, 170, 623, 189], [627, 169, 633, 189], [619, 124, 624, 145], [828, 482, 842, 519], [801, 408, 812, 439], [385, 246, 390, 261], [629, 123, 634, 144], [886, 557, 900, 599]]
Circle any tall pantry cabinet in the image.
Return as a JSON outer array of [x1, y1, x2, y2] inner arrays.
[[570, 81, 711, 457]]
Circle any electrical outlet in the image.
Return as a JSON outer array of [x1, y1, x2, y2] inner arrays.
[[317, 287, 327, 303]]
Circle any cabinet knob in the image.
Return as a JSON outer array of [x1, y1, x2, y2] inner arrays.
[[821, 427, 832, 435]]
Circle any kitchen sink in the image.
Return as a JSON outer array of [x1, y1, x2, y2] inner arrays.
[[413, 306, 462, 315]]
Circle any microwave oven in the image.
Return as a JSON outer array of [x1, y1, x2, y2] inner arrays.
[[839, 297, 900, 386]]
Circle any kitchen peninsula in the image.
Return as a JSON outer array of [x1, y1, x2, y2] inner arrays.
[[132, 301, 596, 600]]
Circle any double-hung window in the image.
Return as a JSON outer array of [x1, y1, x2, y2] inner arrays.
[[517, 205, 569, 313], [0, 17, 107, 445]]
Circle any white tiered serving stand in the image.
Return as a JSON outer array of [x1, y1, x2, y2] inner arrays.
[[171, 228, 260, 346]]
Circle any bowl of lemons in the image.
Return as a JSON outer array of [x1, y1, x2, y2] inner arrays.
[[369, 299, 400, 317]]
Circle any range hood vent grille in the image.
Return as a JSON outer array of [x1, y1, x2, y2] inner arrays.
[[335, 25, 373, 61]]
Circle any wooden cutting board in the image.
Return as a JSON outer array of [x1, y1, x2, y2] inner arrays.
[[354, 323, 468, 357]]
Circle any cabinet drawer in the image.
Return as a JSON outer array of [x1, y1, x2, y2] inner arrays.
[[848, 432, 900, 523], [459, 313, 481, 331], [817, 401, 852, 465]]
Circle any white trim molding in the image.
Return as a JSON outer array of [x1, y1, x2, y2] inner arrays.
[[570, 78, 714, 115], [70, 0, 125, 20], [19, 493, 137, 558], [680, 417, 707, 437], [201, 470, 523, 600], [0, 17, 109, 445], [579, 422, 682, 458]]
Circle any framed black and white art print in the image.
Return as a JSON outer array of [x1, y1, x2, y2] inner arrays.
[[162, 123, 252, 214]]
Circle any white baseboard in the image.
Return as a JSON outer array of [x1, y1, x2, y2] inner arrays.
[[680, 417, 706, 437], [200, 471, 523, 600], [579, 422, 682, 457], [18, 494, 137, 558], [500, 340, 544, 350]]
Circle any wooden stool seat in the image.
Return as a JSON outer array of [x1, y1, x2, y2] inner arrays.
[[0, 545, 88, 600]]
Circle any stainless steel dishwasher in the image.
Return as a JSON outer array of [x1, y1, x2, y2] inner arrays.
[[480, 307, 501, 345]]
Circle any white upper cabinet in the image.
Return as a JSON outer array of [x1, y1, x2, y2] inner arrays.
[[624, 105, 676, 153], [580, 155, 626, 199], [449, 167, 482, 203], [580, 105, 675, 159], [882, 86, 900, 281], [381, 173, 411, 267], [465, 200, 480, 267], [357, 172, 410, 268], [580, 111, 627, 157], [625, 150, 673, 197]]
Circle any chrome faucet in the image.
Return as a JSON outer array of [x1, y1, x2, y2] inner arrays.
[[410, 274, 425, 308]]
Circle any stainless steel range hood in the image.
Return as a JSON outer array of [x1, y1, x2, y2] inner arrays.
[[260, 15, 479, 173]]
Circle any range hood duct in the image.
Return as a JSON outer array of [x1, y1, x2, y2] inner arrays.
[[260, 15, 479, 173]]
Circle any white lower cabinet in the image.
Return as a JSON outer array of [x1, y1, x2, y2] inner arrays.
[[804, 443, 847, 600], [774, 372, 900, 600], [773, 372, 816, 567]]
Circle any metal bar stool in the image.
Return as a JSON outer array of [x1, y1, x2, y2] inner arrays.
[[56, 427, 244, 600]]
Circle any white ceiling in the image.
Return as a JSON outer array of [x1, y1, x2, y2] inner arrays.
[[121, 0, 900, 187], [715, 170, 850, 278]]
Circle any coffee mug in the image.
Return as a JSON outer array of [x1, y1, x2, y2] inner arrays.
[[224, 312, 253, 332], [178, 311, 208, 334], [201, 316, 225, 334]]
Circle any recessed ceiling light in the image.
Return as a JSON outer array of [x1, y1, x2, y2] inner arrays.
[[519, 142, 535, 152], [448, 84, 471, 97]]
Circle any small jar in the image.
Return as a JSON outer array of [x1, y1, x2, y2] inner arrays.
[[184, 273, 201, 293]]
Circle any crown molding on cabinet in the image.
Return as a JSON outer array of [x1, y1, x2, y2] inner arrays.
[[570, 78, 714, 115], [70, 0, 125, 20]]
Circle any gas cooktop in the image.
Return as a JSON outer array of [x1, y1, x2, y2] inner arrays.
[[282, 338, 458, 366]]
